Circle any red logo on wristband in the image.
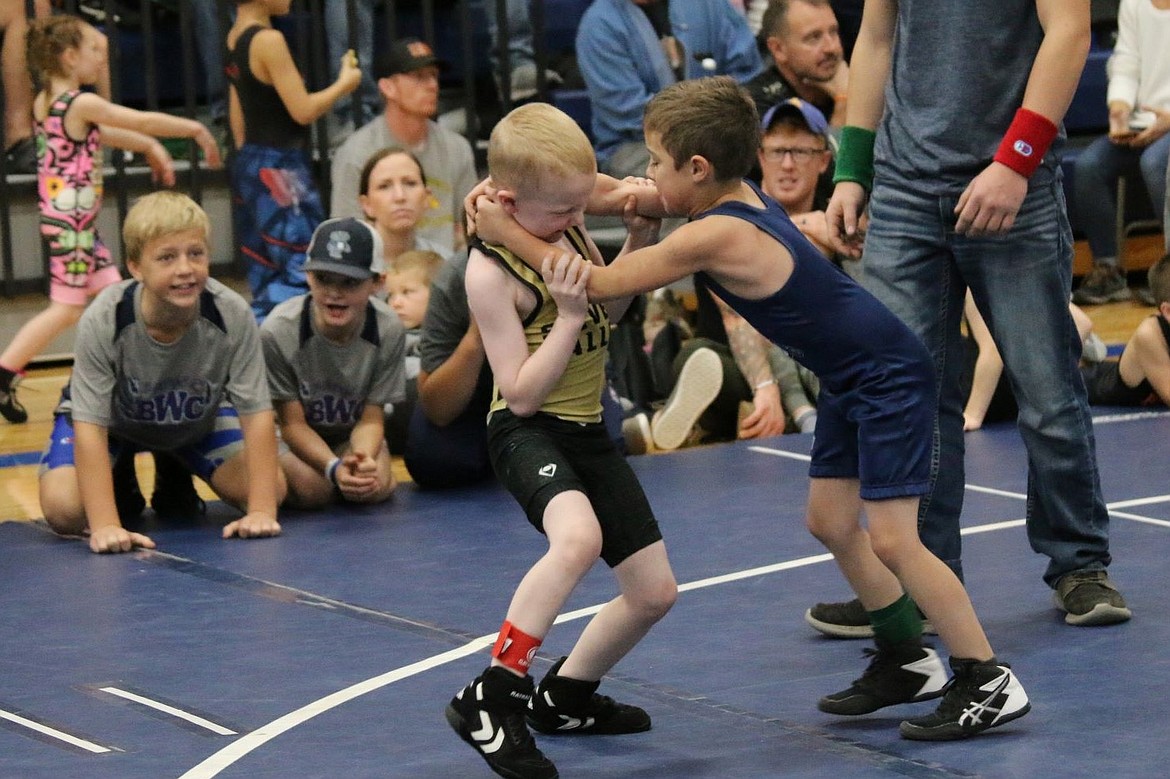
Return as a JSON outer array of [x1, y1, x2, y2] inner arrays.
[[1013, 140, 1034, 157]]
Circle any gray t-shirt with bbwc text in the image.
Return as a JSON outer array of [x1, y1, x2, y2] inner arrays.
[[62, 278, 271, 450]]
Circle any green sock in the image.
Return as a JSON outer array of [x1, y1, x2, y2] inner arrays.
[[869, 593, 923, 644]]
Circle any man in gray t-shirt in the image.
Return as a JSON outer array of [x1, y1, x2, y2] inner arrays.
[[330, 38, 477, 255], [823, 0, 1128, 635]]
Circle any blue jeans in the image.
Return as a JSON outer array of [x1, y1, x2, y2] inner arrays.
[[862, 179, 1112, 587], [1073, 132, 1170, 263], [190, 0, 229, 120], [475, 0, 536, 69], [325, 0, 379, 125], [1165, 148, 1170, 251]]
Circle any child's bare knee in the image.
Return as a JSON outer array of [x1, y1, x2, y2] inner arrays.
[[42, 507, 87, 537], [550, 531, 603, 574], [634, 577, 678, 621]]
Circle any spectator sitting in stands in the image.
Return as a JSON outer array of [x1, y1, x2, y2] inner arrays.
[[39, 192, 285, 554], [576, 0, 761, 179], [383, 248, 445, 454], [261, 217, 405, 508], [331, 38, 477, 255], [745, 0, 849, 128], [1072, 0, 1170, 305], [357, 146, 452, 270], [401, 249, 495, 489], [1080, 253, 1170, 407], [226, 0, 361, 321]]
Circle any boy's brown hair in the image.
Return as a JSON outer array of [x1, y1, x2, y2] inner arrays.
[[391, 249, 444, 286], [487, 103, 596, 196], [1148, 253, 1170, 307], [644, 76, 760, 183], [123, 191, 211, 264]]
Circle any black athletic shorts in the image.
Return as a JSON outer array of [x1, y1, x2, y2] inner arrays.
[[487, 410, 662, 567], [1080, 361, 1156, 407]]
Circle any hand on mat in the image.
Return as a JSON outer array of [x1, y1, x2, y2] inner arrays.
[[223, 511, 282, 540], [89, 524, 156, 554]]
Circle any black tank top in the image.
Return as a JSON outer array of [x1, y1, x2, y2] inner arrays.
[[225, 25, 308, 150]]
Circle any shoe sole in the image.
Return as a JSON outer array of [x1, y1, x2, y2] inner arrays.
[[527, 714, 652, 736], [1053, 593, 1133, 626], [819, 685, 945, 716], [445, 703, 559, 779], [804, 609, 937, 639], [622, 413, 654, 455], [899, 701, 1032, 741], [1072, 287, 1132, 306], [652, 348, 723, 450]]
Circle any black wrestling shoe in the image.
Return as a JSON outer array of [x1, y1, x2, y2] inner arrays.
[[150, 452, 205, 520], [446, 666, 558, 779], [818, 638, 948, 716], [527, 657, 651, 735], [0, 372, 28, 424], [899, 657, 1030, 741], [805, 597, 936, 638]]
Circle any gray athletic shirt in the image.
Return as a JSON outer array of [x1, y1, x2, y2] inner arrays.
[[261, 294, 406, 446], [63, 278, 271, 449], [877, 0, 1063, 195]]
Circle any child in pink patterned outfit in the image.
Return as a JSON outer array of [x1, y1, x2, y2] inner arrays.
[[0, 14, 222, 424]]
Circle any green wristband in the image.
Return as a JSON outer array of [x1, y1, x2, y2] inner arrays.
[[832, 125, 877, 191]]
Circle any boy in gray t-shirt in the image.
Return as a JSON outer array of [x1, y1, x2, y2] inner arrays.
[[40, 192, 286, 554], [261, 217, 406, 507]]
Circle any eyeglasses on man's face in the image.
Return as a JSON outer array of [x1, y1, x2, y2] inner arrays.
[[761, 146, 828, 162]]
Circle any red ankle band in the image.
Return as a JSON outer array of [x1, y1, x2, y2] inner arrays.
[[491, 621, 542, 674]]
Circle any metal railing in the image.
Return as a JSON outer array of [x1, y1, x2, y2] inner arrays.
[[0, 0, 568, 297]]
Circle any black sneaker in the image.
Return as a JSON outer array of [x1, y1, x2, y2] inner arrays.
[[0, 374, 28, 423], [446, 666, 558, 779], [805, 597, 936, 639], [818, 639, 949, 716], [112, 451, 146, 524], [150, 452, 206, 520], [1072, 265, 1131, 305], [1053, 569, 1132, 626], [899, 658, 1030, 741], [527, 657, 651, 735]]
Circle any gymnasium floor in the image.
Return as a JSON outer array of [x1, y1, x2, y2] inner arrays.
[[2, 406, 1168, 778]]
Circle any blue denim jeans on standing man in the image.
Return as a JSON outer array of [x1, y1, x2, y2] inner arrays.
[[861, 177, 1113, 588]]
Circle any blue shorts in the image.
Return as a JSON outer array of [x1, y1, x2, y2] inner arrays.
[[40, 407, 245, 481], [807, 376, 934, 501]]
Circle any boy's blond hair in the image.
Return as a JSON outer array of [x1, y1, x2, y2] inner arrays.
[[1148, 253, 1170, 307], [123, 191, 211, 264], [391, 249, 444, 286], [487, 103, 596, 196], [644, 76, 760, 183]]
